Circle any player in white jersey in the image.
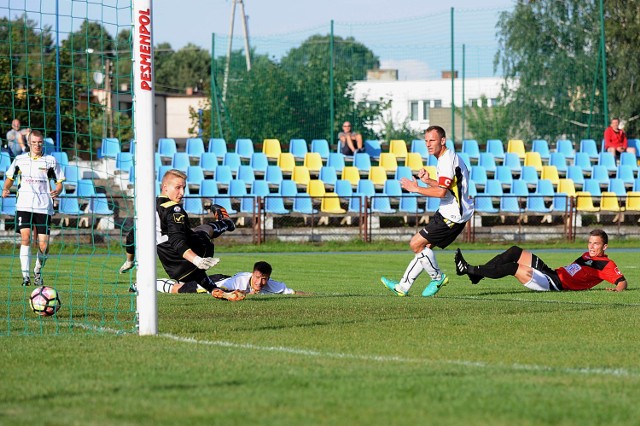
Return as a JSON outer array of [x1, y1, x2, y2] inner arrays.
[[381, 125, 474, 297], [148, 261, 300, 297], [2, 130, 64, 286]]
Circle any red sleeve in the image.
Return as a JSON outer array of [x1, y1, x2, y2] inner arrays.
[[600, 259, 625, 284], [604, 127, 614, 149]]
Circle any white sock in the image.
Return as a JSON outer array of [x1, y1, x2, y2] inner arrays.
[[34, 250, 47, 274], [156, 279, 177, 293], [417, 247, 441, 281], [20, 245, 30, 278], [398, 254, 424, 293]]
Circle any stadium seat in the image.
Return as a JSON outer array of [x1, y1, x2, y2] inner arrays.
[[234, 138, 254, 160], [263, 195, 289, 215], [157, 138, 177, 161], [250, 180, 270, 197], [301, 152, 322, 176], [213, 165, 233, 189], [157, 165, 171, 183], [566, 166, 585, 190], [625, 191, 640, 213], [608, 178, 627, 197], [368, 166, 387, 188], [223, 152, 242, 176], [1, 195, 17, 217], [389, 139, 408, 159], [52, 151, 69, 168], [171, 152, 190, 170], [356, 179, 376, 197], [557, 178, 576, 196], [520, 165, 539, 190], [426, 196, 441, 212], [265, 165, 284, 189], [470, 166, 488, 191], [310, 139, 330, 160], [399, 195, 424, 214], [457, 152, 472, 171], [507, 139, 526, 160], [590, 165, 610, 189], [575, 191, 600, 213], [100, 138, 121, 159], [531, 139, 550, 162], [229, 179, 249, 202], [249, 152, 269, 178], [292, 166, 311, 187], [379, 153, 399, 174], [579, 139, 599, 162], [462, 139, 480, 164], [411, 139, 429, 160], [319, 166, 338, 190], [320, 192, 346, 214], [327, 152, 346, 171], [182, 197, 206, 217], [114, 152, 133, 175], [199, 152, 218, 178], [583, 178, 603, 197], [503, 152, 522, 176], [616, 165, 635, 188], [549, 152, 568, 176], [364, 139, 382, 160], [598, 152, 618, 175], [289, 138, 308, 161], [499, 194, 522, 216], [371, 195, 396, 214], [495, 166, 514, 190], [474, 196, 499, 214], [574, 152, 593, 175], [212, 195, 238, 215], [484, 179, 504, 198], [619, 152, 639, 174], [293, 193, 318, 215], [199, 180, 219, 207], [277, 153, 296, 176], [237, 165, 255, 188], [185, 138, 205, 161], [405, 153, 424, 172], [341, 166, 360, 187], [306, 179, 326, 197], [334, 179, 353, 199], [486, 139, 505, 163], [262, 138, 282, 161], [394, 166, 413, 181], [478, 153, 497, 177], [76, 179, 97, 201], [383, 179, 403, 201], [43, 137, 56, 155], [524, 152, 543, 173], [63, 165, 80, 192], [208, 138, 227, 160], [353, 152, 372, 175], [555, 139, 576, 161], [541, 165, 560, 187], [600, 191, 624, 215]]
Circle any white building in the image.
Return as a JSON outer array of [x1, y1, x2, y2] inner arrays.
[[351, 70, 507, 135]]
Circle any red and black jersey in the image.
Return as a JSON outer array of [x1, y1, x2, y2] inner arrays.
[[555, 252, 625, 291]]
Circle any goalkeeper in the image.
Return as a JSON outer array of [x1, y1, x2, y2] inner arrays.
[[120, 169, 237, 298]]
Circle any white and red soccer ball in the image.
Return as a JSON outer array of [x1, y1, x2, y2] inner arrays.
[[29, 286, 61, 316]]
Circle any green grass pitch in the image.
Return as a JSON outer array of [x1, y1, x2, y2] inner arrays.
[[1, 249, 639, 425]]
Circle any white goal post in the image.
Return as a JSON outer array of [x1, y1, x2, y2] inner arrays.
[[133, 0, 157, 335]]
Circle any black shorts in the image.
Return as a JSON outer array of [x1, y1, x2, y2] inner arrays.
[[418, 211, 467, 249], [16, 211, 51, 235]]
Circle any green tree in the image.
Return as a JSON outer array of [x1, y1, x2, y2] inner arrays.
[[155, 43, 211, 94], [495, 1, 603, 141], [460, 96, 510, 144]]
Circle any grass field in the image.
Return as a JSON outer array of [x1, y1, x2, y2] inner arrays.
[[1, 248, 639, 425]]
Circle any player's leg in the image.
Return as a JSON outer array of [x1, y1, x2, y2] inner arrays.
[[17, 211, 33, 285], [119, 229, 136, 273], [516, 267, 561, 291], [33, 214, 51, 285]]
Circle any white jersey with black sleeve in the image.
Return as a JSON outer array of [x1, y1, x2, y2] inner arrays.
[[435, 148, 474, 223], [5, 153, 65, 215], [215, 272, 294, 294]]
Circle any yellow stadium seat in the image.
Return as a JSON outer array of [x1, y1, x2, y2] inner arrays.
[[524, 152, 543, 173], [378, 153, 398, 174], [541, 165, 560, 186], [306, 179, 326, 197], [292, 165, 311, 187], [557, 178, 576, 196], [389, 139, 408, 159], [424, 166, 437, 180], [575, 191, 600, 212], [368, 166, 387, 187], [320, 192, 346, 214], [600, 192, 624, 213], [625, 191, 640, 212], [405, 152, 424, 172], [263, 138, 282, 160], [277, 153, 296, 175], [507, 139, 526, 160], [303, 152, 323, 175], [341, 166, 360, 187]]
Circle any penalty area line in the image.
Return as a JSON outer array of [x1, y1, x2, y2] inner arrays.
[[159, 332, 638, 379]]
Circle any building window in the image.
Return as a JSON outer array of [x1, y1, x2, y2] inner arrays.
[[410, 101, 418, 120], [490, 98, 499, 106], [433, 100, 442, 108], [422, 100, 430, 120]]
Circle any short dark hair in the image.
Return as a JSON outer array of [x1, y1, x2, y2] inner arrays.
[[253, 261, 272, 276], [425, 125, 446, 140], [589, 229, 608, 245], [29, 129, 43, 141]]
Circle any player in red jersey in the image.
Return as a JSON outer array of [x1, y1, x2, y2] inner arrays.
[[454, 229, 627, 292]]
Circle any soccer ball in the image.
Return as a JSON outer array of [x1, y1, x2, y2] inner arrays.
[[29, 286, 61, 316]]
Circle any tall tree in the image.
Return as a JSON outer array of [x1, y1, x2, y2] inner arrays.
[[495, 1, 603, 141], [155, 43, 211, 94]]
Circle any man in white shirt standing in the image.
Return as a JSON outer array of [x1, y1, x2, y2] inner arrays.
[[2, 130, 65, 286], [381, 125, 474, 298]]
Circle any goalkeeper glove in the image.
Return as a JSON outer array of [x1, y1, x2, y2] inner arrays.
[[192, 256, 220, 270], [211, 204, 230, 221]]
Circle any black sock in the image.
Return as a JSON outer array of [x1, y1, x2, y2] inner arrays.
[[485, 246, 523, 266], [472, 262, 519, 279]]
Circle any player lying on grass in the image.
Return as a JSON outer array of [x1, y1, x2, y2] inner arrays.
[[454, 229, 628, 292], [137, 261, 301, 297], [121, 169, 242, 301]]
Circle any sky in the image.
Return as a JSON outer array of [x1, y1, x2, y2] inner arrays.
[[154, 0, 516, 50]]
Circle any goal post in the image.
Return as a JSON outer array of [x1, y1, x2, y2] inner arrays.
[[132, 0, 157, 336]]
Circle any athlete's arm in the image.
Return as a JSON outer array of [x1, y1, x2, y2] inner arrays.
[[606, 279, 627, 292]]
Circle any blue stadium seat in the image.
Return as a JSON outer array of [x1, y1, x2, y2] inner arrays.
[[503, 152, 522, 176], [199, 180, 219, 205], [171, 152, 190, 171], [327, 153, 346, 171], [510, 179, 530, 196], [616, 165, 635, 188], [478, 153, 497, 177], [1, 195, 17, 217], [289, 138, 308, 161], [353, 152, 372, 174], [495, 166, 513, 190], [394, 166, 413, 181], [100, 138, 121, 159], [411, 139, 429, 160], [250, 180, 270, 197], [186, 166, 205, 192], [619, 152, 639, 174], [555, 139, 575, 160], [87, 193, 114, 216], [249, 152, 269, 177], [608, 178, 627, 196], [549, 152, 568, 176], [574, 152, 593, 175], [462, 139, 480, 164], [531, 139, 550, 162], [525, 194, 552, 214], [213, 165, 233, 189], [426, 196, 440, 212], [319, 166, 338, 190], [356, 179, 376, 197], [583, 178, 602, 196], [535, 179, 555, 198], [371, 196, 396, 214], [76, 179, 97, 198], [186, 138, 205, 161], [43, 138, 56, 155], [115, 152, 133, 175], [199, 152, 218, 178], [470, 166, 488, 191], [212, 195, 237, 215], [520, 165, 539, 190], [364, 140, 382, 159], [590, 165, 610, 189], [265, 165, 284, 189], [566, 166, 585, 190], [484, 179, 504, 197], [457, 152, 472, 170], [598, 152, 617, 175], [310, 139, 330, 160], [157, 165, 171, 183], [52, 151, 69, 168], [474, 196, 498, 214], [499, 194, 522, 215], [293, 193, 318, 214], [579, 139, 599, 162], [237, 165, 255, 188], [223, 152, 241, 176], [399, 195, 424, 214], [234, 138, 254, 160], [58, 196, 84, 216], [486, 139, 505, 163], [334, 180, 353, 199], [157, 138, 177, 161], [63, 165, 80, 191], [264, 196, 290, 214], [208, 138, 227, 160]]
